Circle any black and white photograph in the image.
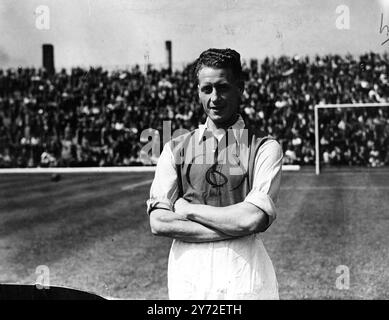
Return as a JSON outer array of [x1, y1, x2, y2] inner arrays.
[[0, 0, 388, 303]]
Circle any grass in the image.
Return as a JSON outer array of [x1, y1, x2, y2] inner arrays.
[[0, 169, 388, 299]]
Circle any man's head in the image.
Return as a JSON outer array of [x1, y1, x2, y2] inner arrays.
[[194, 48, 244, 129]]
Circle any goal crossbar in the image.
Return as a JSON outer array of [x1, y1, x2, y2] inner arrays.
[[314, 103, 389, 175]]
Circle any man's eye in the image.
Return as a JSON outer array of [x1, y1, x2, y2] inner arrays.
[[201, 86, 212, 94], [217, 84, 230, 92]]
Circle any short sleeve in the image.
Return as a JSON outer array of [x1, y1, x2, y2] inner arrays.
[[244, 139, 283, 228], [146, 142, 179, 215]]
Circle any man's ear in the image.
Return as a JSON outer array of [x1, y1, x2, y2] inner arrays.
[[237, 80, 244, 95]]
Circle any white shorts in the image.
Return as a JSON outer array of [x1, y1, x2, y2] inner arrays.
[[168, 233, 279, 300]]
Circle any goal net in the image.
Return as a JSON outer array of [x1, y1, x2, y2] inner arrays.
[[314, 103, 389, 174]]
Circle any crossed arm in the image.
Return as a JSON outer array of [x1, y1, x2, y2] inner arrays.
[[148, 138, 282, 243], [149, 199, 269, 242]]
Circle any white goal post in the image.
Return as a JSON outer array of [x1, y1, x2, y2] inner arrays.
[[314, 102, 389, 175]]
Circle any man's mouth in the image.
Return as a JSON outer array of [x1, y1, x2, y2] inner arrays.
[[209, 105, 224, 110]]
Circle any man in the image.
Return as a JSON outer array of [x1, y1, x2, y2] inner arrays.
[[146, 48, 283, 299]]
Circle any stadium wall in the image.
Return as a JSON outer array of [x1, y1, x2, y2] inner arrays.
[[0, 165, 300, 174]]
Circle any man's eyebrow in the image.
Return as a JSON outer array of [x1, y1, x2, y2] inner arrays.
[[199, 80, 230, 86]]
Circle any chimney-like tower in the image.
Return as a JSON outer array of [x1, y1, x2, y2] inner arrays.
[[165, 40, 172, 73], [42, 44, 55, 75]]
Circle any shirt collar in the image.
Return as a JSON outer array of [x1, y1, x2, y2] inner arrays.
[[198, 114, 246, 143]]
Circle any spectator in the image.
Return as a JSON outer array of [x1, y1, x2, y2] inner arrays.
[[0, 53, 388, 167]]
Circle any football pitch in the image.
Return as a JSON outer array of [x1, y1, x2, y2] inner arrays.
[[0, 168, 388, 299]]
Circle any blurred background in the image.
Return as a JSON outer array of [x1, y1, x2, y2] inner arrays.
[[0, 0, 388, 168]]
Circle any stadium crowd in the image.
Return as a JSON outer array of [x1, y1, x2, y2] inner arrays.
[[0, 52, 388, 168]]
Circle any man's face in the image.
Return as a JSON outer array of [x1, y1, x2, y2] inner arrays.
[[197, 66, 243, 128]]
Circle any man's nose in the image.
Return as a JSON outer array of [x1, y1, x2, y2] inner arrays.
[[210, 88, 222, 103]]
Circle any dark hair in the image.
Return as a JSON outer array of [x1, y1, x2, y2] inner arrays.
[[194, 48, 242, 81]]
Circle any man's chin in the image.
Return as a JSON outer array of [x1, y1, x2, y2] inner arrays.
[[208, 115, 236, 128], [208, 114, 226, 123]]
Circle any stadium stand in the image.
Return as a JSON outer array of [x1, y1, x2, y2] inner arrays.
[[0, 52, 388, 168]]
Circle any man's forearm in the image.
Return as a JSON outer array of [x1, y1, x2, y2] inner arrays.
[[149, 209, 240, 243], [184, 202, 269, 236]]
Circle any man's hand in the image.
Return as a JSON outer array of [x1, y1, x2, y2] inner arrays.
[[174, 198, 193, 217]]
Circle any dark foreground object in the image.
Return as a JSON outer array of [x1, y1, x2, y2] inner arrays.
[[0, 284, 105, 300]]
